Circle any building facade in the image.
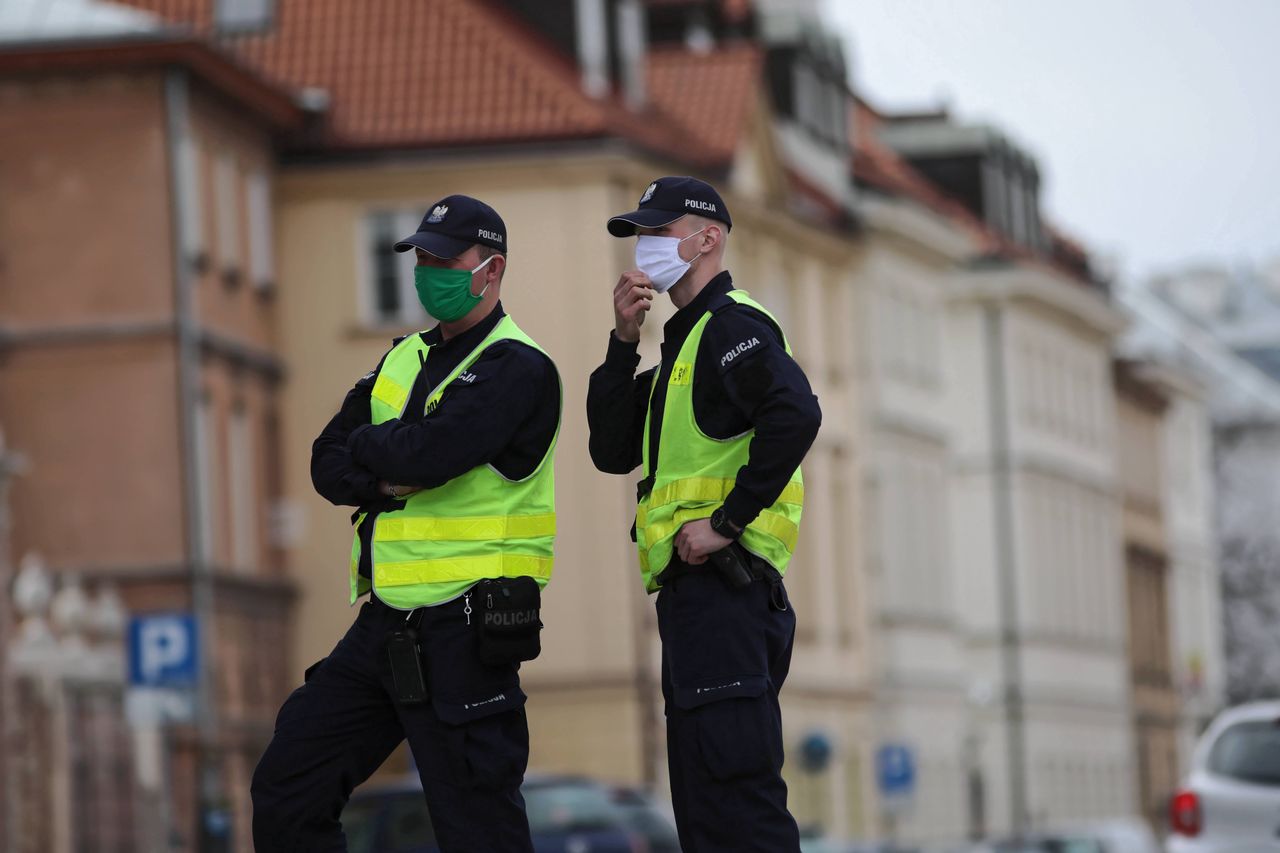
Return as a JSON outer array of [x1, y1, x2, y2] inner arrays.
[[1114, 361, 1178, 829], [0, 13, 301, 848], [0, 0, 1237, 848]]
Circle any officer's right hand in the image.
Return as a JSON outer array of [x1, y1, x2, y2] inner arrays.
[[613, 270, 654, 343]]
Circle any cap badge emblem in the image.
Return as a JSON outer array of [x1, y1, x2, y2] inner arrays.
[[640, 182, 658, 204], [427, 204, 449, 223]]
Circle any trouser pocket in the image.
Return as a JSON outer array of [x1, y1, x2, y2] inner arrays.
[[691, 691, 783, 781], [429, 705, 530, 790]]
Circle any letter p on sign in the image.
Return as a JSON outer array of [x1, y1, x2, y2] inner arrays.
[[128, 614, 199, 688]]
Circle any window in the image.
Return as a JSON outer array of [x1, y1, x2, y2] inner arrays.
[[194, 393, 221, 565], [982, 158, 1007, 236], [753, 250, 792, 336], [215, 0, 274, 31], [921, 301, 941, 386], [881, 442, 948, 618], [525, 782, 627, 835], [214, 152, 241, 280], [177, 134, 203, 264], [362, 210, 435, 327], [1007, 170, 1027, 245], [229, 405, 257, 572], [247, 169, 274, 289], [793, 62, 818, 137], [880, 289, 906, 379], [826, 82, 848, 148], [830, 452, 856, 646], [1209, 722, 1280, 786]]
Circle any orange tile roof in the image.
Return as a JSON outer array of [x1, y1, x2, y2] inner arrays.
[[115, 0, 766, 167], [111, 0, 1093, 278], [119, 0, 619, 149], [645, 43, 762, 166], [0, 37, 303, 130]]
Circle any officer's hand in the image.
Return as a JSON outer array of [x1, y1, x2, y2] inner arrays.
[[613, 270, 654, 343], [675, 518, 732, 566], [379, 481, 422, 500]]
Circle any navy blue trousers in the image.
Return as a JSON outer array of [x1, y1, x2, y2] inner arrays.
[[656, 569, 802, 853], [250, 595, 533, 853]]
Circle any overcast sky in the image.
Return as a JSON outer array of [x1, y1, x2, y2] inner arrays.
[[822, 0, 1280, 282]]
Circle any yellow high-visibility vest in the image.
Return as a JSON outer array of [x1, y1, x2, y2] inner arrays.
[[349, 315, 560, 609], [635, 290, 804, 592]]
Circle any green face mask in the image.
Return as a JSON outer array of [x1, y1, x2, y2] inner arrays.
[[414, 255, 496, 322]]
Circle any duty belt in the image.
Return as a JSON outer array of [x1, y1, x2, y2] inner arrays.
[[654, 542, 781, 589]]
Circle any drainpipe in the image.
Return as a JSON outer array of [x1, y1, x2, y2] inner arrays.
[[0, 430, 24, 853], [984, 302, 1028, 834], [164, 68, 222, 846]]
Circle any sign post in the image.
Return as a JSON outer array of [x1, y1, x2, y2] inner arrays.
[[876, 743, 917, 839], [126, 613, 200, 851]]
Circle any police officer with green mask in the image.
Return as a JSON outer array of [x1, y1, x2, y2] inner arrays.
[[252, 195, 562, 853]]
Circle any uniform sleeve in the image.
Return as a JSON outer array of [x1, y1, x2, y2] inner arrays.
[[586, 332, 655, 475], [310, 358, 387, 507], [704, 309, 822, 528], [346, 343, 554, 489]]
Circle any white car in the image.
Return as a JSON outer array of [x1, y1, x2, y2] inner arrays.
[[1168, 700, 1280, 851]]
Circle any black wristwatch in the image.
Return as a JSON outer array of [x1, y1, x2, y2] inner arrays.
[[709, 507, 742, 540]]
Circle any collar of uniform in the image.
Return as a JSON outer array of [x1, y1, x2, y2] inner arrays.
[[662, 270, 734, 350], [420, 301, 506, 349]]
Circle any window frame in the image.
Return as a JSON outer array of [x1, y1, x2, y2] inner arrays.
[[357, 209, 438, 330], [213, 150, 242, 285], [246, 168, 274, 292]]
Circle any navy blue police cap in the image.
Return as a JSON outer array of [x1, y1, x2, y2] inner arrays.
[[394, 194, 507, 258], [607, 176, 732, 237]]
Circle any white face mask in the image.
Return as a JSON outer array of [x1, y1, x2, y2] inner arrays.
[[635, 228, 707, 293]]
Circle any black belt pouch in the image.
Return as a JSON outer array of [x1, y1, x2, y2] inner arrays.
[[475, 577, 542, 666]]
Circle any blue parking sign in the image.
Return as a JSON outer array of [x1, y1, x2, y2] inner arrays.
[[128, 614, 199, 688], [875, 743, 915, 798]]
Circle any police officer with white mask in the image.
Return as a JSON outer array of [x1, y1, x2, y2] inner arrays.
[[587, 176, 821, 852]]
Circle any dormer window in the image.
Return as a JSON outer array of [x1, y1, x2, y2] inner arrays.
[[770, 40, 849, 153]]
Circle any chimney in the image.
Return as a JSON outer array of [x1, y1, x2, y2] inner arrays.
[[616, 0, 647, 109], [575, 0, 610, 98]]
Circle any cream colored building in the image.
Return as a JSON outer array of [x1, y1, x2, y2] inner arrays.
[[274, 142, 877, 809], [234, 0, 884, 839], [1158, 382, 1224, 758], [0, 0, 1233, 845], [848, 194, 978, 840], [268, 6, 1153, 844], [1114, 361, 1178, 830], [1118, 283, 1230, 763], [867, 116, 1138, 836], [944, 264, 1135, 832]]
